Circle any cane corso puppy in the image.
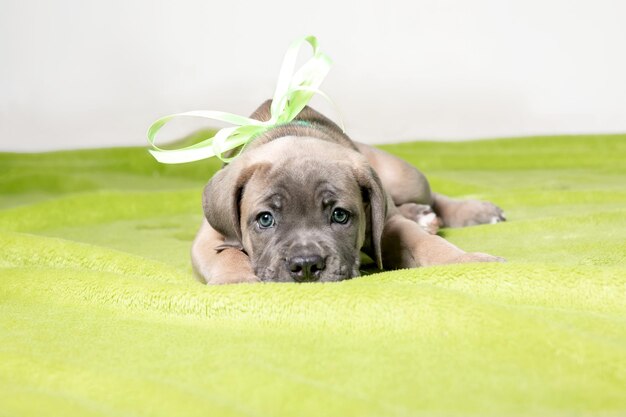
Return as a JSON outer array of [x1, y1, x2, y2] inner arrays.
[[192, 100, 505, 284]]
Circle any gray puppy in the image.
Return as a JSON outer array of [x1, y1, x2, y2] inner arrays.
[[192, 100, 505, 284]]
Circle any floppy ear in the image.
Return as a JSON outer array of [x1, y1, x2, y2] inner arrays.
[[202, 160, 266, 243], [354, 164, 387, 269]]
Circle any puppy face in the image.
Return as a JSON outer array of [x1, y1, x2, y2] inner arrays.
[[239, 159, 366, 282], [203, 137, 386, 282]]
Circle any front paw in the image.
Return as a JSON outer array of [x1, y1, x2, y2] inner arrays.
[[454, 252, 506, 264]]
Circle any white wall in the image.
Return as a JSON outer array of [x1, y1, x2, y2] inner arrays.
[[1, 0, 625, 151]]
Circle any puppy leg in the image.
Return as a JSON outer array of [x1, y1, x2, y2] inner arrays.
[[355, 142, 433, 206], [432, 193, 506, 228], [396, 203, 441, 235], [355, 143, 442, 234], [355, 142, 505, 229], [191, 219, 259, 284], [381, 213, 505, 269]]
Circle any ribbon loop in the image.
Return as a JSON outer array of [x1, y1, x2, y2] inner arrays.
[[147, 35, 341, 164]]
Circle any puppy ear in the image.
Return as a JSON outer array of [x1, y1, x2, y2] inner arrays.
[[202, 161, 267, 243], [354, 164, 387, 269]]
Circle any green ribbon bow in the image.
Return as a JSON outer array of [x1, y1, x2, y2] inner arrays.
[[147, 35, 342, 164]]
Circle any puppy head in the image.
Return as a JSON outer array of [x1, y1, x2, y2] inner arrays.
[[202, 137, 386, 282]]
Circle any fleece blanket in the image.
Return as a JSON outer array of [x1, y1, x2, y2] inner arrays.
[[0, 134, 625, 417]]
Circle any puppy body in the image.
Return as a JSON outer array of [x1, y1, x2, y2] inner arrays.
[[192, 101, 505, 284]]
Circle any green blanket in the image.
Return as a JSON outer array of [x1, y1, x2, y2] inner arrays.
[[1, 135, 625, 416]]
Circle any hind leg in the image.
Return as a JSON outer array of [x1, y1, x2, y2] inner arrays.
[[433, 194, 506, 228], [355, 142, 433, 206], [355, 142, 506, 229], [355, 142, 440, 233], [396, 203, 441, 234]]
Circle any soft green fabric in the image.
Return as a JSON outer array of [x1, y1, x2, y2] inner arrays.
[[1, 135, 625, 416]]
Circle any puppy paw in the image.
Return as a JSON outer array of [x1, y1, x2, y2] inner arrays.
[[397, 203, 441, 234], [440, 199, 506, 228], [454, 252, 506, 264]]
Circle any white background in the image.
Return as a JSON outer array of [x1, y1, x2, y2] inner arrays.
[[1, 0, 625, 151]]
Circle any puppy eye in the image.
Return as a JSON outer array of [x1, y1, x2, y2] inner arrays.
[[256, 212, 275, 229], [331, 208, 350, 224]]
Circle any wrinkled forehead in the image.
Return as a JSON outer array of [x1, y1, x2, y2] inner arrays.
[[245, 158, 360, 209], [241, 136, 363, 200]]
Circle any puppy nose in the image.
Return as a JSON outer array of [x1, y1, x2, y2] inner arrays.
[[288, 255, 325, 282]]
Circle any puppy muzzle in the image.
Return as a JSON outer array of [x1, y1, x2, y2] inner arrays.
[[253, 236, 357, 283], [287, 254, 326, 282]]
